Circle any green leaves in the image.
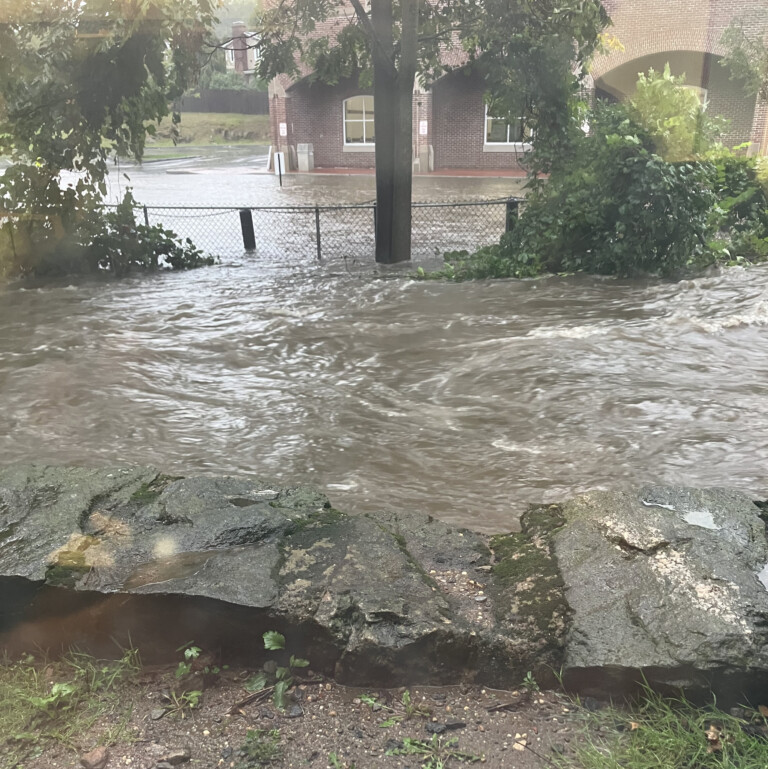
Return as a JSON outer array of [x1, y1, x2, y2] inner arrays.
[[0, 1, 216, 276], [263, 631, 285, 651], [245, 631, 310, 711]]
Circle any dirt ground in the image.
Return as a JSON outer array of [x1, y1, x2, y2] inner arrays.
[[20, 664, 595, 769]]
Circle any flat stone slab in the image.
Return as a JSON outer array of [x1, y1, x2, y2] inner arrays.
[[555, 486, 768, 701], [0, 464, 562, 688], [5, 465, 768, 701]]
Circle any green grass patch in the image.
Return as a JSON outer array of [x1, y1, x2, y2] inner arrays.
[[565, 688, 768, 769], [234, 728, 282, 767], [148, 112, 271, 147], [0, 649, 140, 768]]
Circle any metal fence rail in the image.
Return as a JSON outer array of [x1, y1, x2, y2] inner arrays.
[[128, 198, 521, 262]]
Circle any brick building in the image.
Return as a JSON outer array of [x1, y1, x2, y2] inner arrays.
[[223, 22, 260, 77], [268, 0, 768, 171]]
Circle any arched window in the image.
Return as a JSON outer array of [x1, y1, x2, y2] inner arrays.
[[344, 96, 375, 144]]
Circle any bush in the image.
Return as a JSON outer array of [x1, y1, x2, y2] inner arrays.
[[506, 103, 716, 277], [0, 190, 214, 279], [629, 64, 724, 162], [707, 145, 768, 233]]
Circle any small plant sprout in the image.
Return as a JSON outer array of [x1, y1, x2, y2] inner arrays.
[[244, 631, 309, 710], [328, 753, 356, 769], [521, 671, 540, 693], [235, 728, 282, 766], [165, 689, 202, 719], [175, 643, 201, 679], [362, 689, 431, 728]]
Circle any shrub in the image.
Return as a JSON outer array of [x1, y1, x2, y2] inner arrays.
[[1, 189, 213, 278], [629, 64, 724, 162], [707, 145, 768, 234], [507, 103, 716, 277]]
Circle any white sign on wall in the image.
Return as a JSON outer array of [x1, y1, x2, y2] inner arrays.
[[419, 120, 428, 136], [279, 122, 288, 137]]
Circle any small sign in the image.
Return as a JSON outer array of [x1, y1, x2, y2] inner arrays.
[[419, 120, 428, 136], [279, 122, 288, 137]]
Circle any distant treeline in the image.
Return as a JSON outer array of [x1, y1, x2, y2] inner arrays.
[[177, 89, 269, 115]]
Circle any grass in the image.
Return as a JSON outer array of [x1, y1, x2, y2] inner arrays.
[[565, 687, 768, 769], [385, 734, 482, 768], [0, 648, 140, 768], [148, 112, 271, 147], [234, 728, 282, 767]]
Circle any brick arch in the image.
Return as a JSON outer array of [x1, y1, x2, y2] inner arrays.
[[589, 0, 768, 153], [592, 0, 740, 81], [592, 34, 725, 83]]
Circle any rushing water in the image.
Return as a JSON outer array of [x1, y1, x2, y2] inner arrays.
[[3, 151, 768, 533]]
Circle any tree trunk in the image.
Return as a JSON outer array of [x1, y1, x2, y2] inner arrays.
[[370, 0, 397, 264], [390, 0, 417, 263]]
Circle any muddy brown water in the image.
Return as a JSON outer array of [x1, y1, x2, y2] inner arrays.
[[3, 150, 768, 532]]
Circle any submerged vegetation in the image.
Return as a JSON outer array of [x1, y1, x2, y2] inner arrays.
[[420, 67, 768, 282]]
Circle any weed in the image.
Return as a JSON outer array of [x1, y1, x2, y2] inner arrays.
[[328, 753, 356, 768], [521, 671, 540, 694], [163, 689, 202, 719], [362, 690, 431, 728], [0, 649, 139, 769], [67, 647, 141, 691], [386, 734, 482, 768], [174, 642, 223, 680], [234, 728, 282, 767], [244, 632, 309, 710], [175, 643, 202, 678]]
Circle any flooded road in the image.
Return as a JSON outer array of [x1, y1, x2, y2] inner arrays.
[[3, 150, 768, 532]]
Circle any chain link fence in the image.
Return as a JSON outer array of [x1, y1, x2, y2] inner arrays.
[[128, 198, 522, 262]]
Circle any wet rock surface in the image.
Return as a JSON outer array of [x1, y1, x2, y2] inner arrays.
[[3, 465, 768, 701], [0, 464, 555, 689], [556, 486, 768, 701]]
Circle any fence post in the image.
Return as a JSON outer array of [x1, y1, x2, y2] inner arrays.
[[372, 201, 377, 233], [314, 205, 322, 261], [143, 205, 150, 227], [505, 199, 519, 233], [239, 208, 256, 251]]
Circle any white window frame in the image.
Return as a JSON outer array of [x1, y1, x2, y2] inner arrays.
[[483, 105, 532, 153], [343, 95, 375, 152], [226, 47, 235, 64], [680, 84, 709, 110]]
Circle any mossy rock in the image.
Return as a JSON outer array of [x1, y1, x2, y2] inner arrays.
[[489, 504, 570, 660]]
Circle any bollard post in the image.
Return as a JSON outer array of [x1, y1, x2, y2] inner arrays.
[[143, 205, 150, 227], [315, 205, 322, 261], [505, 199, 519, 233], [239, 208, 256, 251]]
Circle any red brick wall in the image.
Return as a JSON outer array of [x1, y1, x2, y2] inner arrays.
[[432, 68, 521, 170], [289, 78, 377, 169], [231, 22, 249, 75]]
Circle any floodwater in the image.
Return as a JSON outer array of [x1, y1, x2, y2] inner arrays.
[[106, 145, 524, 206], [3, 148, 768, 533]]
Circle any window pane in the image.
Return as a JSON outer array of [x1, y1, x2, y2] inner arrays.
[[345, 120, 365, 143], [364, 119, 375, 143], [363, 95, 374, 116], [508, 117, 525, 143], [345, 96, 365, 120], [486, 117, 508, 143]]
